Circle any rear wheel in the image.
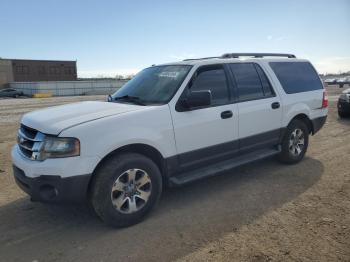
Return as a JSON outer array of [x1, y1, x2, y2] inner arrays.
[[278, 119, 309, 164], [338, 110, 348, 118], [90, 153, 162, 227]]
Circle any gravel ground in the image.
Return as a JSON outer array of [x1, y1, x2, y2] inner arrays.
[[0, 87, 349, 261]]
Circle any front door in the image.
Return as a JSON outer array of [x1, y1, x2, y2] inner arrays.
[[170, 64, 239, 171]]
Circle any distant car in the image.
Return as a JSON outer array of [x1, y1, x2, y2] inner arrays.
[[324, 77, 350, 88], [338, 88, 350, 118], [0, 88, 24, 98], [338, 78, 350, 88], [324, 78, 337, 84]]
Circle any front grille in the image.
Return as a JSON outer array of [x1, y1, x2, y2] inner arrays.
[[17, 124, 45, 160]]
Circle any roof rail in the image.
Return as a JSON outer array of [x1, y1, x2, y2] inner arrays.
[[182, 53, 296, 61], [183, 56, 220, 61], [221, 53, 296, 58]]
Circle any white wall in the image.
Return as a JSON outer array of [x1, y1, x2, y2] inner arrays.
[[9, 80, 127, 96]]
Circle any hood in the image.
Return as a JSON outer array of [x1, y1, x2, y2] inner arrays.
[[22, 101, 143, 135]]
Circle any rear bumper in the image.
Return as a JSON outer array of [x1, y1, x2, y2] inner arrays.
[[338, 100, 350, 113], [311, 115, 327, 134], [13, 165, 91, 203]]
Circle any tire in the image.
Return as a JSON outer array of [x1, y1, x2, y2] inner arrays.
[[90, 153, 162, 228], [278, 119, 309, 164], [338, 110, 348, 118]]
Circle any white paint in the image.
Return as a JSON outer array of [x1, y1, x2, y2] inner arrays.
[[12, 57, 328, 180]]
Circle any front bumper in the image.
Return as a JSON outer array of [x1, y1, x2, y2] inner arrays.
[[12, 145, 100, 178], [11, 145, 100, 203], [13, 165, 91, 203]]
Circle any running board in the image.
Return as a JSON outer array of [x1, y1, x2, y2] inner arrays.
[[169, 148, 281, 185]]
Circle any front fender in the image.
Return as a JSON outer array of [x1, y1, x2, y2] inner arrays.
[[60, 106, 177, 165]]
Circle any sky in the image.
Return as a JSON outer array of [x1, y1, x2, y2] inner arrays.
[[1, 0, 349, 77]]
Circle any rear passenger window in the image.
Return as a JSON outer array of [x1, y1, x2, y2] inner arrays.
[[191, 65, 229, 105], [269, 62, 323, 94], [255, 64, 274, 97], [230, 63, 273, 101]]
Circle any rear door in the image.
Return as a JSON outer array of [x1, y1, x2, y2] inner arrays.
[[268, 61, 327, 125], [228, 63, 283, 152]]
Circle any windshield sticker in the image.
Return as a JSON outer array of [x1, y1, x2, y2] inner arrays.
[[158, 72, 179, 78]]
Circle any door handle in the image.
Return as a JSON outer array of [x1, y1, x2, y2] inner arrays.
[[221, 110, 233, 119], [271, 102, 280, 109]]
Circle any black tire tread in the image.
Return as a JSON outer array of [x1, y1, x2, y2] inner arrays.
[[90, 153, 162, 228], [338, 111, 349, 118], [278, 119, 309, 164]]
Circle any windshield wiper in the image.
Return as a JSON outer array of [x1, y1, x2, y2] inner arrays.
[[113, 95, 146, 106]]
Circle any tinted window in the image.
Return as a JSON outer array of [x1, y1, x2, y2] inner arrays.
[[230, 63, 264, 101], [255, 64, 274, 96], [191, 66, 229, 105], [37, 66, 46, 75], [269, 62, 323, 94], [16, 66, 29, 74]]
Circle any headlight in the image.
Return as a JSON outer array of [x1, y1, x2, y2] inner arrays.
[[39, 137, 80, 160]]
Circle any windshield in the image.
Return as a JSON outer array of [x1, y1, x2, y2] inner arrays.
[[111, 65, 192, 105]]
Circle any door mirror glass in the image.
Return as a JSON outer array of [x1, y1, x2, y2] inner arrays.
[[181, 90, 212, 109]]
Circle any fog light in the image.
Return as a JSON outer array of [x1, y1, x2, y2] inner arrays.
[[39, 185, 58, 200]]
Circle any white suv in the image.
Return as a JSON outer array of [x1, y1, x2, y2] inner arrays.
[[12, 53, 328, 227]]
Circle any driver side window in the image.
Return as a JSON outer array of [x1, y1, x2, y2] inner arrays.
[[190, 65, 229, 106]]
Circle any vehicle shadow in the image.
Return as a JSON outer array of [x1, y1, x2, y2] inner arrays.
[[0, 157, 324, 262], [337, 116, 350, 126]]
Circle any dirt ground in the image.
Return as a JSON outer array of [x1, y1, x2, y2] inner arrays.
[[0, 87, 349, 262]]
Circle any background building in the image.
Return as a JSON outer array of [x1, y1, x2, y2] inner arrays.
[[0, 58, 77, 88], [0, 59, 14, 88]]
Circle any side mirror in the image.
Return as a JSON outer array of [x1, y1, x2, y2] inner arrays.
[[107, 94, 113, 102], [179, 90, 212, 110]]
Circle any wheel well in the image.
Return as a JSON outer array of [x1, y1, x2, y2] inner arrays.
[[88, 144, 167, 196], [95, 143, 165, 174], [290, 114, 313, 134]]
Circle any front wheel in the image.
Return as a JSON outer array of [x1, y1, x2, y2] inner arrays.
[[278, 119, 309, 164], [90, 153, 162, 227]]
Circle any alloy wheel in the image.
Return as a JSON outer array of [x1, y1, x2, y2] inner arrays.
[[111, 168, 152, 214], [289, 128, 305, 156]]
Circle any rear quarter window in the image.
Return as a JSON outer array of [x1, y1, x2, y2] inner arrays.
[[269, 62, 323, 94]]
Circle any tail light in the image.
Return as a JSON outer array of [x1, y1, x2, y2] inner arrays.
[[322, 90, 328, 108]]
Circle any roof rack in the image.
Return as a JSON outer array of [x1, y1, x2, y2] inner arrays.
[[183, 56, 220, 61], [221, 53, 296, 58], [182, 53, 296, 61]]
